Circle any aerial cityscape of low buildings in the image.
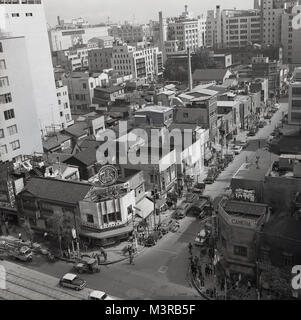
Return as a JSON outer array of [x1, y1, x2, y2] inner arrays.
[[0, 0, 301, 304]]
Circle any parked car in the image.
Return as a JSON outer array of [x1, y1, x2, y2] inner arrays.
[[192, 183, 206, 194], [59, 273, 87, 291], [73, 257, 100, 274], [186, 193, 199, 203], [232, 145, 243, 155], [160, 220, 173, 235], [247, 130, 256, 137], [88, 290, 114, 300], [204, 176, 215, 184], [174, 203, 191, 219], [169, 220, 180, 233]]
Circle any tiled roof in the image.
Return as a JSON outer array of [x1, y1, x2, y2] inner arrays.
[[20, 177, 91, 205], [68, 147, 98, 166], [42, 134, 71, 151], [224, 200, 267, 217], [64, 122, 88, 138]]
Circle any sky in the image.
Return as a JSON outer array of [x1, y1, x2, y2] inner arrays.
[[44, 0, 254, 26]]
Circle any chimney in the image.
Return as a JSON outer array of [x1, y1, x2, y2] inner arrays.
[[185, 5, 188, 13], [57, 16, 61, 26], [188, 47, 193, 91]]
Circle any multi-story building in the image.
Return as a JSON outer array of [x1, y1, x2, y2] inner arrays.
[[48, 24, 109, 52], [108, 23, 151, 43], [288, 67, 301, 125], [87, 36, 114, 49], [55, 81, 73, 129], [206, 5, 222, 48], [206, 5, 261, 49], [175, 88, 218, 142], [252, 55, 280, 96], [0, 35, 43, 162], [111, 41, 163, 81], [165, 6, 206, 51], [281, 2, 301, 64], [260, 0, 287, 47], [52, 46, 90, 71], [0, 0, 63, 134], [62, 71, 109, 113], [221, 9, 261, 48], [88, 47, 113, 73]]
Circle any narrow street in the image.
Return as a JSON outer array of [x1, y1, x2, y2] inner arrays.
[[5, 102, 288, 300]]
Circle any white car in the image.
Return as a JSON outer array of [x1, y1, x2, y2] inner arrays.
[[232, 145, 243, 155], [194, 229, 209, 247], [88, 290, 115, 300]]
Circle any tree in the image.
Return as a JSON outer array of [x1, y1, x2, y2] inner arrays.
[[22, 219, 34, 246], [260, 267, 292, 300], [47, 211, 82, 256]]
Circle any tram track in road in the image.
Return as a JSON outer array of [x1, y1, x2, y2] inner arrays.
[[1, 263, 88, 300]]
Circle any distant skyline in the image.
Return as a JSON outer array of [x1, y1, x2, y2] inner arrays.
[[44, 0, 254, 26]]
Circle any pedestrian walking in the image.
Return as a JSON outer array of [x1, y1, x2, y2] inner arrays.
[[198, 265, 203, 278], [201, 277, 205, 287], [18, 232, 22, 240], [129, 254, 134, 265], [188, 242, 193, 255], [96, 254, 101, 265]]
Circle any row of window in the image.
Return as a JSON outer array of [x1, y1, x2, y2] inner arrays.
[[0, 125, 18, 139], [11, 12, 33, 17], [0, 77, 9, 88], [0, 140, 20, 155]]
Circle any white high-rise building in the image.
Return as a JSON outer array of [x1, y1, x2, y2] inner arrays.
[[0, 0, 63, 134], [166, 6, 205, 51], [0, 35, 43, 162], [111, 41, 163, 81]]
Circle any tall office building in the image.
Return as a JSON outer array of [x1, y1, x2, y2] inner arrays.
[[260, 0, 287, 46], [0, 0, 62, 134], [206, 6, 261, 49], [0, 36, 43, 162]]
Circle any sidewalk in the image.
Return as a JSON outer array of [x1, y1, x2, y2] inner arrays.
[[188, 243, 258, 300]]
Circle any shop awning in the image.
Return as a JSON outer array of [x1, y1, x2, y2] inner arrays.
[[81, 224, 134, 240], [134, 197, 154, 219]]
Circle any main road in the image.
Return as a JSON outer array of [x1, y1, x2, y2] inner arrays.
[[7, 102, 288, 300]]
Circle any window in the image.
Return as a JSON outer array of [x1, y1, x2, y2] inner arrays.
[[234, 245, 248, 257], [26, 13, 33, 16], [127, 205, 133, 216], [4, 109, 15, 120], [7, 125, 18, 136], [0, 129, 4, 139], [0, 93, 12, 104], [183, 112, 189, 119], [10, 140, 20, 151], [12, 13, 20, 17], [0, 42, 2, 53], [82, 83, 87, 89], [60, 112, 63, 117], [0, 145, 7, 155], [0, 77, 9, 88], [86, 214, 94, 224], [64, 102, 69, 109]]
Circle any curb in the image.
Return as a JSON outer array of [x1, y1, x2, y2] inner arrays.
[[188, 273, 213, 301], [55, 247, 146, 266]]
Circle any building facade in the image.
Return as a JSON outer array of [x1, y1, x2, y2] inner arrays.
[[0, 36, 43, 162], [0, 0, 63, 133], [88, 47, 113, 73]]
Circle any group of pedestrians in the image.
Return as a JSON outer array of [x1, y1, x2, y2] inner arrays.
[[188, 242, 219, 298]]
